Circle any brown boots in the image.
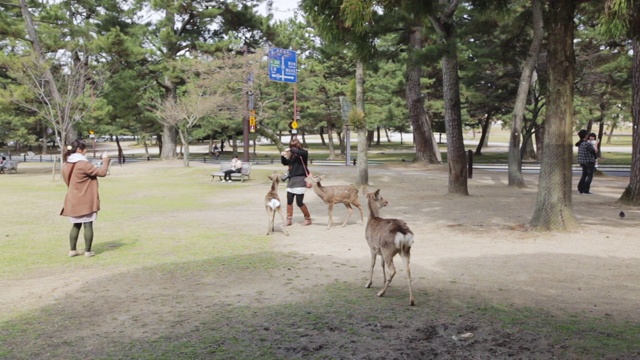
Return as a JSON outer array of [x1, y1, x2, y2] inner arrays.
[[300, 205, 312, 226], [285, 204, 312, 226], [286, 205, 293, 226]]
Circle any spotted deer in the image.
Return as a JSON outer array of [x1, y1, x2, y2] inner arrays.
[[364, 188, 415, 306], [304, 174, 364, 229], [265, 172, 289, 236]]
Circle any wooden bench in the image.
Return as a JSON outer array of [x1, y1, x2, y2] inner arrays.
[[0, 160, 19, 174], [211, 162, 252, 182]]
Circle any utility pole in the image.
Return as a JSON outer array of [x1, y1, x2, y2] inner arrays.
[[243, 45, 251, 163]]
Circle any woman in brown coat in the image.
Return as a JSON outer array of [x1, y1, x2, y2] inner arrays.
[[60, 139, 110, 257]]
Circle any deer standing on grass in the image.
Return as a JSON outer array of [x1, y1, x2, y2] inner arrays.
[[304, 174, 364, 229], [364, 189, 415, 306], [265, 172, 289, 236]]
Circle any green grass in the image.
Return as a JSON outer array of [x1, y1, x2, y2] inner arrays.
[[0, 163, 272, 277], [1, 160, 639, 359]]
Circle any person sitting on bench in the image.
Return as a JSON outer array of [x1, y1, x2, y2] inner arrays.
[[222, 155, 242, 183]]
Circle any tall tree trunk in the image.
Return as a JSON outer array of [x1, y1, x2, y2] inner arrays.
[[367, 130, 374, 147], [606, 121, 616, 144], [355, 61, 369, 186], [324, 89, 337, 159], [535, 124, 544, 159], [530, 0, 578, 230], [521, 133, 537, 160], [161, 123, 177, 159], [597, 121, 605, 155], [319, 127, 326, 146], [159, 7, 179, 160], [406, 23, 440, 164], [178, 129, 190, 167], [618, 38, 640, 205], [474, 114, 492, 156], [430, 1, 468, 195], [509, 0, 543, 187], [327, 121, 337, 159]]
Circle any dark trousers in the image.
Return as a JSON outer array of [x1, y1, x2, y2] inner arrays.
[[223, 169, 240, 180], [287, 192, 305, 207], [577, 162, 596, 194]]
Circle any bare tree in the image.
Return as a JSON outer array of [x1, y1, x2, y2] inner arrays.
[[150, 57, 239, 167], [14, 0, 102, 171]]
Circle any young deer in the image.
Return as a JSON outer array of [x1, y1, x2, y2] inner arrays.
[[304, 174, 364, 229], [265, 172, 289, 236], [364, 189, 415, 306]]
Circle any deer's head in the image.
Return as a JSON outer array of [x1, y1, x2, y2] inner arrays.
[[304, 174, 323, 187], [365, 189, 388, 209], [268, 172, 280, 183]]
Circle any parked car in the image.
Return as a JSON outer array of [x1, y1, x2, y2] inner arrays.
[[39, 138, 59, 147]]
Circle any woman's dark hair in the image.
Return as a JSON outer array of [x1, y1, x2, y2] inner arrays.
[[577, 129, 588, 139], [290, 138, 303, 149], [64, 139, 87, 158]]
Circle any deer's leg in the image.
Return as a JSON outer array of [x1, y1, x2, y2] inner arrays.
[[277, 207, 289, 236], [400, 250, 415, 306], [379, 257, 387, 287], [366, 249, 377, 288], [267, 209, 275, 235], [341, 204, 353, 227], [354, 200, 364, 225], [377, 253, 396, 298], [327, 203, 334, 229]]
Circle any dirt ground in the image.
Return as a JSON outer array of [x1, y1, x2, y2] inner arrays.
[[2, 160, 640, 359]]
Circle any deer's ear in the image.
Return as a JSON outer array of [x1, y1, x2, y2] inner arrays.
[[374, 189, 380, 197]]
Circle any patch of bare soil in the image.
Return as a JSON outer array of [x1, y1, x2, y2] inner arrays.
[[2, 161, 640, 359]]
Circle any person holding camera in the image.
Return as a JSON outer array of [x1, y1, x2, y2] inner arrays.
[[280, 138, 312, 226], [60, 139, 110, 257], [576, 129, 598, 195]]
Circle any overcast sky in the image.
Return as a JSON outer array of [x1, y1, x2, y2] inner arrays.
[[259, 0, 300, 21]]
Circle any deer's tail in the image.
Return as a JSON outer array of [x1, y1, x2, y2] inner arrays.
[[268, 199, 281, 210], [394, 231, 414, 252]]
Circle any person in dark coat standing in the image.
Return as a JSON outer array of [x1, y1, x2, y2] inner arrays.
[[60, 139, 110, 257], [281, 138, 312, 226], [576, 129, 597, 195]]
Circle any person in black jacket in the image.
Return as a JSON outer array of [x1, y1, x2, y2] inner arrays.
[[576, 129, 597, 194], [281, 138, 312, 225]]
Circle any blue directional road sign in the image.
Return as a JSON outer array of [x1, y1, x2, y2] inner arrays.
[[268, 48, 297, 83]]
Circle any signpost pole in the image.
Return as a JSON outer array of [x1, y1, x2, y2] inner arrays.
[[293, 83, 298, 140], [268, 47, 299, 141], [243, 46, 250, 163]]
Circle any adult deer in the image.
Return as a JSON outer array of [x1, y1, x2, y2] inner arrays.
[[304, 174, 364, 229], [364, 189, 415, 306], [265, 172, 289, 236]]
